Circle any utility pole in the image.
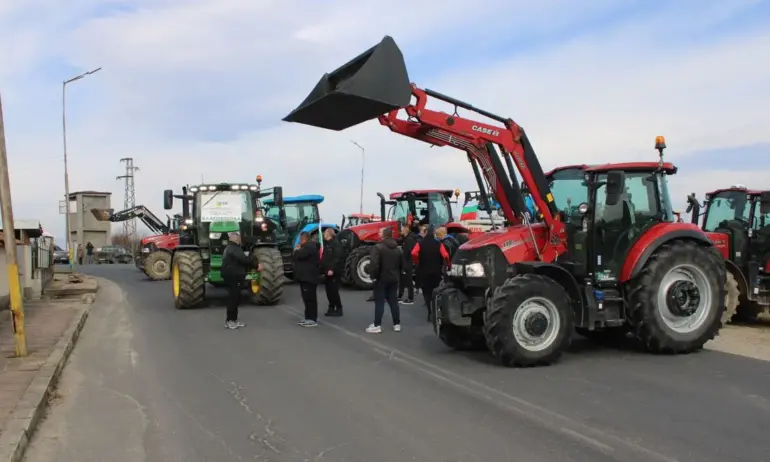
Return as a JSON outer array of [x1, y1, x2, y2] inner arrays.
[[62, 67, 102, 273], [117, 158, 139, 253], [0, 93, 27, 356], [351, 140, 365, 214]]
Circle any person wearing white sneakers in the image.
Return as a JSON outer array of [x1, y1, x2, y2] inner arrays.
[[366, 228, 402, 334]]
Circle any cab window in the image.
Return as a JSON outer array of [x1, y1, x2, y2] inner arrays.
[[704, 191, 750, 232], [548, 168, 587, 219]]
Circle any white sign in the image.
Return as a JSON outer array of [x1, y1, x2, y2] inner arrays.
[[200, 192, 244, 222]]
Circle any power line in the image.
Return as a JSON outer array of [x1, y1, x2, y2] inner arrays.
[[116, 157, 139, 246]]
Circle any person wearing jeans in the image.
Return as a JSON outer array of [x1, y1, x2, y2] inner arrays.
[[293, 232, 321, 327], [366, 228, 402, 334]]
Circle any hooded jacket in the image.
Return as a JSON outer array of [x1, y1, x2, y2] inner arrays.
[[369, 237, 402, 284]]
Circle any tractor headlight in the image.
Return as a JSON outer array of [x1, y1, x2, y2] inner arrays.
[[184, 218, 193, 225], [260, 223, 268, 231], [141, 248, 150, 253], [449, 262, 485, 277], [209, 232, 220, 239]]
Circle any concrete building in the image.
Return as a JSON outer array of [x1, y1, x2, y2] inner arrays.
[[68, 190, 112, 250]]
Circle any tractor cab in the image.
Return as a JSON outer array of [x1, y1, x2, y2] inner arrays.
[[163, 177, 286, 308], [688, 186, 770, 320], [385, 189, 461, 232]]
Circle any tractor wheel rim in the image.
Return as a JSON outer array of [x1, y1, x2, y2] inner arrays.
[[356, 256, 373, 284], [172, 264, 180, 298], [153, 259, 168, 274], [511, 296, 560, 352], [656, 263, 711, 334]]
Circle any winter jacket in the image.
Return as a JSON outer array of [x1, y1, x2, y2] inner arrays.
[[221, 243, 258, 281], [441, 235, 459, 260], [411, 233, 450, 278], [293, 240, 320, 283], [320, 237, 343, 274], [400, 232, 419, 269], [369, 238, 402, 285]]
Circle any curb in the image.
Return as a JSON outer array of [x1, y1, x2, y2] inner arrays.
[[0, 304, 91, 462]]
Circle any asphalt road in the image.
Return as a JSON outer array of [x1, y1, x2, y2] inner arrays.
[[24, 264, 770, 462]]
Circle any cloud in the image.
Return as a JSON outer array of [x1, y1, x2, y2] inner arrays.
[[0, 0, 768, 243]]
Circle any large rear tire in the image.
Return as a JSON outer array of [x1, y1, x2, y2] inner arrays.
[[346, 246, 374, 290], [144, 251, 172, 281], [251, 247, 284, 305], [484, 274, 573, 367], [432, 281, 486, 351], [172, 251, 205, 310], [626, 240, 724, 353], [722, 271, 740, 325]]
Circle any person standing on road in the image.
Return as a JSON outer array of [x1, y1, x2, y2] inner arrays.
[[411, 226, 450, 322], [86, 242, 94, 265], [413, 225, 428, 297], [221, 232, 261, 330], [397, 224, 418, 305], [77, 244, 84, 266], [321, 228, 344, 317], [435, 227, 459, 261], [366, 228, 402, 334], [294, 231, 321, 327]]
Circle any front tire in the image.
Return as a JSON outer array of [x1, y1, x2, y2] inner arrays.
[[346, 246, 374, 290], [626, 240, 724, 353], [432, 281, 486, 351], [250, 247, 284, 305], [484, 274, 574, 367], [144, 251, 172, 281], [172, 251, 205, 310]]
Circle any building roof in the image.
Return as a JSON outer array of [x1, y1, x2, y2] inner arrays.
[[68, 190, 112, 198], [0, 232, 24, 248]]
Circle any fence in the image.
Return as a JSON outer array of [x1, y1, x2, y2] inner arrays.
[[31, 236, 53, 273]]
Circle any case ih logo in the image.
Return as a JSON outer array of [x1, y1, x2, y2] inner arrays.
[[471, 125, 500, 137]]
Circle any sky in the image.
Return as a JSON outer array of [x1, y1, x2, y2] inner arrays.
[[0, 0, 769, 243]]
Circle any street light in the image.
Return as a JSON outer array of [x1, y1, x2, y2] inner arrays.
[[62, 67, 102, 272], [351, 140, 365, 214]]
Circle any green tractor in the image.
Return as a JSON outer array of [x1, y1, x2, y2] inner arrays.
[[163, 178, 285, 309]]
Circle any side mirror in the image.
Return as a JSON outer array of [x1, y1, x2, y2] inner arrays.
[[605, 171, 626, 206], [163, 189, 174, 210], [273, 187, 284, 206], [760, 191, 770, 214]]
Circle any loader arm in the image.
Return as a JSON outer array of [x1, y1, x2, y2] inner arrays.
[[92, 205, 169, 234], [376, 86, 566, 261]]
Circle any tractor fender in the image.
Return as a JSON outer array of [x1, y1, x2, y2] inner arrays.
[[171, 245, 200, 260], [513, 261, 584, 318], [621, 228, 712, 282], [293, 223, 340, 247]]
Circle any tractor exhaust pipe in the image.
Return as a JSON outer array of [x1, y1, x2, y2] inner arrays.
[[283, 36, 412, 131]]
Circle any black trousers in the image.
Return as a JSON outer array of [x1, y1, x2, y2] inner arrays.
[[324, 274, 342, 308], [420, 273, 443, 315], [300, 282, 318, 321], [225, 279, 242, 322], [374, 282, 400, 326], [398, 265, 414, 300]]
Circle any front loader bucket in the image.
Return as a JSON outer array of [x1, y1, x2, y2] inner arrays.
[[283, 35, 411, 131], [90, 208, 114, 221]]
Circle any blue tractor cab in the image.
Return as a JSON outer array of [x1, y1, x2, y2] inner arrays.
[[264, 194, 339, 274]]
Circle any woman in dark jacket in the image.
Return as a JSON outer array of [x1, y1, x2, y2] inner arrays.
[[320, 228, 344, 317]]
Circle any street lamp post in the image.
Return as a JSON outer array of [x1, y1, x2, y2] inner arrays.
[[351, 140, 365, 214], [62, 67, 101, 272]]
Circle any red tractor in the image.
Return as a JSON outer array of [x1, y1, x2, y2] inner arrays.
[[686, 186, 770, 323], [341, 213, 380, 228], [337, 189, 474, 290], [284, 35, 726, 367]]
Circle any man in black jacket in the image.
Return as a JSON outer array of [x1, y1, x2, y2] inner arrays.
[[221, 232, 261, 329], [293, 231, 321, 327], [366, 228, 402, 334], [397, 224, 418, 304], [321, 228, 344, 317]]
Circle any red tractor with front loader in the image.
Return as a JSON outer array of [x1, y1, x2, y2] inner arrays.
[[284, 35, 727, 367], [336, 189, 475, 289], [686, 186, 770, 323]]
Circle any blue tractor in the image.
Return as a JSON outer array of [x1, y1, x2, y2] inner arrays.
[[263, 194, 339, 276]]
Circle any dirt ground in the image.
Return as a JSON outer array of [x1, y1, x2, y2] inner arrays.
[[706, 314, 770, 361]]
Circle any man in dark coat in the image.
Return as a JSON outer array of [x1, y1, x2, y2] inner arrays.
[[366, 228, 402, 334], [221, 232, 261, 329], [293, 231, 321, 327], [411, 227, 450, 321], [321, 228, 344, 317], [397, 224, 418, 304]]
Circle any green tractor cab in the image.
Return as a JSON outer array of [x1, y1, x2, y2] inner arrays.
[[163, 179, 285, 309]]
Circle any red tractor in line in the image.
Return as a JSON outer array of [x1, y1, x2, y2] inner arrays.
[[686, 186, 770, 323], [336, 189, 479, 290], [341, 213, 380, 228], [284, 35, 727, 367]]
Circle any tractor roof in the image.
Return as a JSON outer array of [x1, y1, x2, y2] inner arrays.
[[264, 194, 325, 205], [707, 187, 768, 197], [389, 189, 453, 200], [546, 162, 677, 176]]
